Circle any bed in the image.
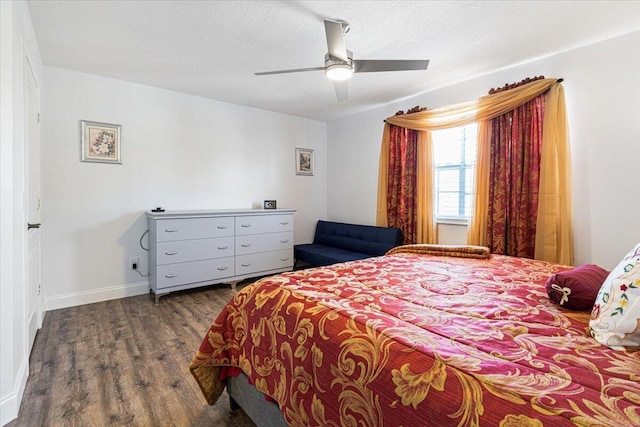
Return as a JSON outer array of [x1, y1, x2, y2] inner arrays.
[[189, 245, 640, 426]]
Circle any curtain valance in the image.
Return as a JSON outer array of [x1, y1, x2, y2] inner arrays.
[[384, 78, 559, 131]]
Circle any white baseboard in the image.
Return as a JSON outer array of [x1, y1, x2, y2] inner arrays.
[[0, 356, 28, 426], [45, 281, 149, 311]]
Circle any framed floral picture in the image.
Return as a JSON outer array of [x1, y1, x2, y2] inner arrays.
[[80, 120, 122, 164], [295, 147, 313, 176]]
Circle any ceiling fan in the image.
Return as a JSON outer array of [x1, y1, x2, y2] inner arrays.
[[255, 19, 429, 102]]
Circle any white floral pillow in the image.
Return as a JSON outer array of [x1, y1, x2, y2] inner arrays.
[[589, 243, 640, 349]]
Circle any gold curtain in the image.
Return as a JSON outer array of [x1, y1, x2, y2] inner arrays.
[[376, 125, 391, 226], [466, 120, 492, 246], [376, 78, 573, 264], [534, 84, 573, 265], [416, 131, 437, 243]]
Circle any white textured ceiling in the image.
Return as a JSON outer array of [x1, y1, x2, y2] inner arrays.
[[27, 0, 640, 122]]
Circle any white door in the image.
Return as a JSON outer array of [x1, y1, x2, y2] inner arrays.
[[25, 54, 41, 352]]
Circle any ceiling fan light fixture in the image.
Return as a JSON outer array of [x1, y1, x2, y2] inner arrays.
[[325, 63, 354, 81]]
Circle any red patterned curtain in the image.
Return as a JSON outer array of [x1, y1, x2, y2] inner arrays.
[[486, 94, 545, 258], [386, 124, 418, 244]]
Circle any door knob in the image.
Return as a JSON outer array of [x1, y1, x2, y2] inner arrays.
[[27, 223, 41, 230]]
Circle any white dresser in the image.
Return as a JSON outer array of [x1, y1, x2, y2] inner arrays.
[[146, 209, 296, 303]]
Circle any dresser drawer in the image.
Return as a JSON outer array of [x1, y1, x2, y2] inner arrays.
[[235, 232, 293, 256], [155, 217, 234, 242], [155, 257, 234, 289], [156, 237, 234, 265], [236, 249, 293, 275], [235, 214, 294, 236]]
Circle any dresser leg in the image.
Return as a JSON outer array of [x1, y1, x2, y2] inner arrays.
[[228, 280, 240, 290], [153, 292, 169, 304]]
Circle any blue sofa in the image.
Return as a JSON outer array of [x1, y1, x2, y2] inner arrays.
[[294, 220, 403, 267]]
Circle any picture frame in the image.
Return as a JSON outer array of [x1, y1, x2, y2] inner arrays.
[[295, 147, 314, 176], [264, 200, 277, 210], [80, 120, 122, 164]]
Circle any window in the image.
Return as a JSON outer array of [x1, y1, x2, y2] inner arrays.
[[432, 123, 478, 222]]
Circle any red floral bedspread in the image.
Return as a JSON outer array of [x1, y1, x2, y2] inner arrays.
[[189, 253, 640, 427]]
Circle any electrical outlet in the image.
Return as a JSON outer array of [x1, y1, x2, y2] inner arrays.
[[130, 257, 139, 270]]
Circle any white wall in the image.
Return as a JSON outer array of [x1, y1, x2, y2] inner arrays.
[[0, 1, 43, 424], [41, 67, 327, 309], [327, 30, 640, 270]]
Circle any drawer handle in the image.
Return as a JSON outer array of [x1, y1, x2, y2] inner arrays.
[[241, 243, 252, 247], [165, 273, 179, 278], [280, 257, 290, 262], [217, 225, 228, 229], [217, 245, 229, 250], [241, 263, 251, 267], [280, 239, 289, 243], [241, 224, 251, 228], [165, 228, 178, 232], [280, 222, 289, 225], [164, 250, 179, 255], [217, 266, 229, 271]]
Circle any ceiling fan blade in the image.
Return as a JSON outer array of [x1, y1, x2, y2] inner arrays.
[[324, 20, 349, 62], [353, 59, 429, 73], [255, 66, 325, 76], [333, 80, 348, 102]]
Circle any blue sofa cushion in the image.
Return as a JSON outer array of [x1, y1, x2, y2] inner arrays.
[[294, 244, 370, 267]]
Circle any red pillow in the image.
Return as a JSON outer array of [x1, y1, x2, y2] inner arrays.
[[545, 264, 609, 311]]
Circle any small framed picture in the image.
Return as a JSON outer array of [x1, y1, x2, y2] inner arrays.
[[80, 120, 122, 164], [295, 148, 313, 176], [264, 200, 277, 209]]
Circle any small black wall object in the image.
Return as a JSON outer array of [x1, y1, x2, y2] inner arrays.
[[151, 207, 165, 212]]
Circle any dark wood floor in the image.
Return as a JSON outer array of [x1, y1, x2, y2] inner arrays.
[[11, 283, 258, 427]]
